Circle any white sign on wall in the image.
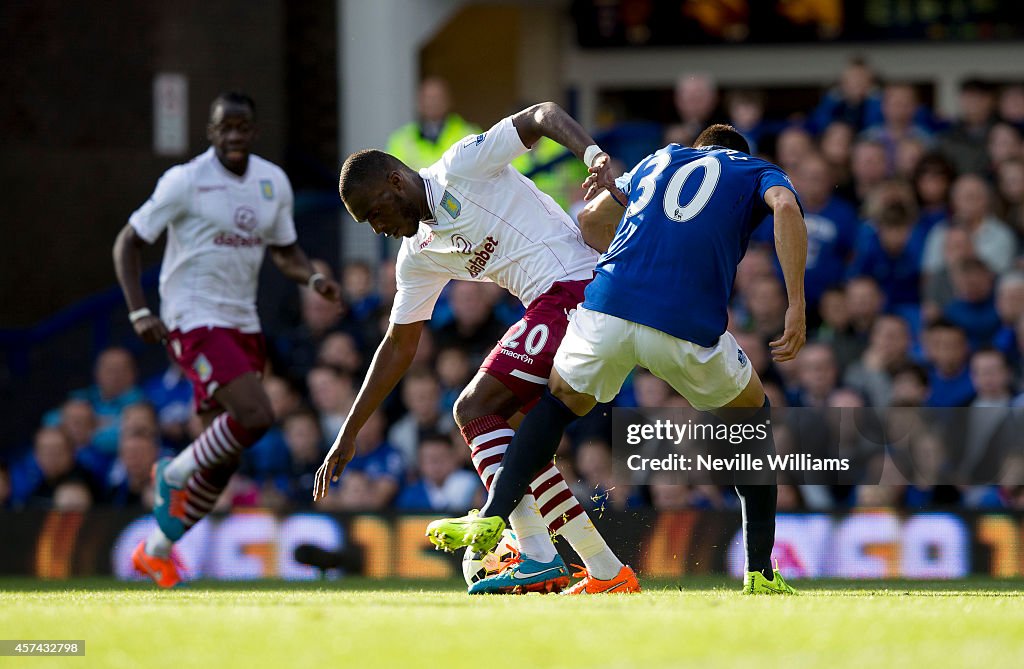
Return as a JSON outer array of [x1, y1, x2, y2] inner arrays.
[[153, 73, 188, 156]]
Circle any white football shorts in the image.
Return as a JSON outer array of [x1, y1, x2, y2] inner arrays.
[[553, 306, 752, 411]]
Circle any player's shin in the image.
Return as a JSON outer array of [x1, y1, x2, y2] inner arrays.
[[463, 415, 555, 561], [733, 398, 777, 579], [479, 390, 578, 523], [164, 413, 263, 485]]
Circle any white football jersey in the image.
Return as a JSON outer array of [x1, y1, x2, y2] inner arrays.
[[129, 148, 297, 333], [390, 117, 598, 324]]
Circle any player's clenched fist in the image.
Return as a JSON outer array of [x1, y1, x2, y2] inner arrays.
[[133, 314, 170, 345]]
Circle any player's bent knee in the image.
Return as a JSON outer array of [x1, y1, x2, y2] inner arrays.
[[233, 403, 274, 434]]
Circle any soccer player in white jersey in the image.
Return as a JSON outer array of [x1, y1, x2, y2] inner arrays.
[[313, 102, 640, 594], [113, 92, 341, 588]]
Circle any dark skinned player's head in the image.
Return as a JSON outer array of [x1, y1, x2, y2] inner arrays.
[[693, 123, 751, 155], [208, 92, 257, 176], [338, 150, 423, 239]]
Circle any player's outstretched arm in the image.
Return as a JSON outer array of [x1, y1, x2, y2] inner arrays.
[[577, 189, 626, 253], [268, 243, 342, 303], [510, 102, 621, 199], [112, 224, 169, 345], [765, 185, 808, 362], [313, 320, 424, 501]]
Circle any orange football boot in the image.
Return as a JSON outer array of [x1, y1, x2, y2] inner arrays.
[[131, 540, 184, 588], [562, 564, 641, 594]]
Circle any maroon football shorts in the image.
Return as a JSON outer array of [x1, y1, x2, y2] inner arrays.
[[481, 278, 590, 410], [167, 326, 266, 412]]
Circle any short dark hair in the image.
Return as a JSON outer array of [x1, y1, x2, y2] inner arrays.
[[338, 149, 401, 206], [693, 124, 750, 154], [211, 91, 256, 117]]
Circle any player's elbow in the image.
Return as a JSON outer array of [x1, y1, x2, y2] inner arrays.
[[771, 196, 801, 219]]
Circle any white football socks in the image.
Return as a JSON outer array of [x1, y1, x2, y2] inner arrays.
[[509, 494, 557, 563], [145, 527, 173, 558], [559, 514, 623, 580]]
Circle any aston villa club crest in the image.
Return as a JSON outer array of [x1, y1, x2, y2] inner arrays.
[[440, 191, 461, 219], [260, 179, 274, 200]]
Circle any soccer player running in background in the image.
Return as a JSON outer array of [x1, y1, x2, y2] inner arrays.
[[313, 102, 639, 595], [113, 92, 341, 587], [428, 124, 808, 595]]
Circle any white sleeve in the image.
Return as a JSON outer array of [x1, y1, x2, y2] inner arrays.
[[129, 165, 189, 243], [442, 116, 530, 180], [265, 171, 298, 246], [389, 247, 450, 324]]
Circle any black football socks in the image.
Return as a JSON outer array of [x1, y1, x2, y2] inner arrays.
[[734, 397, 777, 579]]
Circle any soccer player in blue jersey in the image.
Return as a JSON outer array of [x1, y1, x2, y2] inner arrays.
[[427, 124, 808, 594]]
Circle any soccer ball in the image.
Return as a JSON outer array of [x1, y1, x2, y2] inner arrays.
[[461, 529, 519, 586]]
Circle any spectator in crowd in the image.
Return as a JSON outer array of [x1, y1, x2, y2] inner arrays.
[[317, 331, 364, 376], [986, 122, 1022, 175], [939, 78, 998, 175], [13, 427, 90, 508], [792, 343, 840, 408], [923, 173, 1017, 278], [432, 282, 508, 361], [820, 121, 855, 195], [902, 430, 961, 508], [809, 56, 883, 134], [666, 72, 719, 146], [923, 320, 975, 407], [774, 125, 816, 175], [53, 479, 93, 512], [725, 89, 771, 155], [895, 136, 928, 180], [277, 410, 326, 504], [306, 365, 356, 442], [849, 179, 925, 315], [995, 157, 1024, 238], [753, 151, 858, 313], [140, 363, 193, 450], [385, 76, 481, 170], [573, 438, 634, 511], [862, 82, 933, 173], [387, 367, 454, 464], [912, 152, 955, 230], [395, 434, 481, 512], [814, 287, 864, 370], [244, 375, 297, 488], [993, 272, 1024, 364], [345, 409, 404, 510], [844, 276, 884, 359], [943, 257, 1000, 350], [844, 315, 913, 407], [890, 362, 931, 407], [106, 432, 159, 507], [998, 83, 1024, 129], [923, 225, 975, 318], [275, 260, 352, 380], [55, 398, 115, 490], [121, 402, 160, 443], [342, 259, 381, 323], [849, 139, 890, 209], [741, 274, 788, 342], [66, 347, 145, 455], [435, 346, 473, 418], [317, 469, 376, 512]]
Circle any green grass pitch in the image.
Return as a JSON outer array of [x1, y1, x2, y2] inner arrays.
[[2, 578, 1022, 669]]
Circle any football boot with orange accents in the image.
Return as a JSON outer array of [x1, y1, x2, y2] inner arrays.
[[468, 553, 570, 595], [562, 564, 641, 595], [131, 541, 184, 589], [152, 457, 189, 540]]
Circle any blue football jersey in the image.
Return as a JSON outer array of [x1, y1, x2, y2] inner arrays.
[[583, 144, 798, 347]]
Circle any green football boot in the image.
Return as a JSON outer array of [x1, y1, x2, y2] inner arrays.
[[426, 510, 506, 553], [742, 562, 798, 595]]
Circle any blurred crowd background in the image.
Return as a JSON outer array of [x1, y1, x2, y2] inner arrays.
[[3, 1, 1024, 517]]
